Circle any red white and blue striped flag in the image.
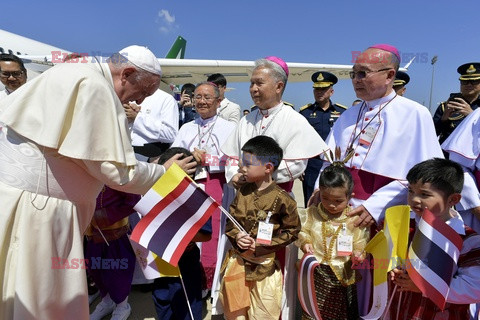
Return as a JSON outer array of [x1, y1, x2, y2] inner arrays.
[[406, 208, 463, 310], [131, 163, 219, 267], [298, 253, 323, 320]]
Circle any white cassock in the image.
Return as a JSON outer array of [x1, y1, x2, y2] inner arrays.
[[316, 90, 443, 316], [442, 108, 480, 233], [172, 114, 235, 172], [218, 97, 241, 124], [317, 91, 444, 222], [222, 102, 329, 184], [0, 89, 9, 101], [0, 62, 166, 320], [172, 115, 237, 314], [221, 102, 329, 319]]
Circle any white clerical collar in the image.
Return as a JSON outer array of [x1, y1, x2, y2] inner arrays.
[[365, 90, 396, 109], [258, 102, 283, 117], [197, 115, 217, 126]]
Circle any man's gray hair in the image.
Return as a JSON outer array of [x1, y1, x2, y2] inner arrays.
[[254, 59, 288, 86], [196, 81, 220, 99]]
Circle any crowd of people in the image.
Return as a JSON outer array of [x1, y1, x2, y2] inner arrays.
[[0, 42, 479, 320]]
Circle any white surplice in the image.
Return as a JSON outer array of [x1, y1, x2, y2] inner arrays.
[[442, 107, 480, 233], [222, 102, 329, 184], [319, 91, 444, 222]]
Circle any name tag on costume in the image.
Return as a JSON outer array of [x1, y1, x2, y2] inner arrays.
[[359, 125, 378, 146], [256, 221, 274, 245], [337, 234, 353, 256]]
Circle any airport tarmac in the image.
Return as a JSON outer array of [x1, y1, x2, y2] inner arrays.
[[89, 179, 306, 320]]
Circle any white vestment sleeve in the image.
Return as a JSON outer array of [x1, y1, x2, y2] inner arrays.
[[273, 159, 307, 183], [81, 160, 165, 195], [134, 104, 178, 143], [449, 152, 480, 210], [132, 91, 179, 145], [226, 104, 241, 123], [445, 238, 480, 304], [225, 157, 240, 185], [458, 170, 480, 210], [361, 180, 408, 223]]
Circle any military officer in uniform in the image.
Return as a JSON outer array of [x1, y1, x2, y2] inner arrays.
[[299, 71, 346, 205], [433, 62, 480, 144], [393, 70, 410, 96]]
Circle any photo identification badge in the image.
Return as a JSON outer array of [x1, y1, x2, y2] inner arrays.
[[358, 125, 377, 146], [337, 223, 353, 256], [256, 211, 273, 245]]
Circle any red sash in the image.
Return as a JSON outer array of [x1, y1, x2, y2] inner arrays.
[[347, 168, 395, 200], [277, 181, 294, 193], [475, 170, 480, 188]]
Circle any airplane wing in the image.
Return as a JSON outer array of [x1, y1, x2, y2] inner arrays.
[[3, 29, 409, 88], [159, 58, 354, 85]]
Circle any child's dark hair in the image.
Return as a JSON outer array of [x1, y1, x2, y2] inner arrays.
[[406, 158, 464, 196], [241, 135, 283, 170], [319, 165, 354, 196], [154, 147, 197, 179]]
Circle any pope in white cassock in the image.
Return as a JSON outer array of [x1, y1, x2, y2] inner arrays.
[[220, 56, 329, 319], [0, 46, 195, 320]]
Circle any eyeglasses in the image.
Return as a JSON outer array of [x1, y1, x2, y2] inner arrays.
[[194, 95, 215, 103], [349, 68, 392, 80], [460, 79, 480, 85], [0, 70, 24, 79]]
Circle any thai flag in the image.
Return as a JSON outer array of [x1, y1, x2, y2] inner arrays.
[[406, 208, 463, 310], [131, 163, 219, 267], [298, 253, 323, 320]]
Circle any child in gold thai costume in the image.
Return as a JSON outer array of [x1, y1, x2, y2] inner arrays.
[[297, 164, 369, 320]]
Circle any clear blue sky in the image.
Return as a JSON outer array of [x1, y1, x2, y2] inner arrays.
[[1, 1, 479, 113]]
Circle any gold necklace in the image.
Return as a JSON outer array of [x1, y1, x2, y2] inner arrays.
[[321, 217, 357, 286], [321, 221, 342, 263]]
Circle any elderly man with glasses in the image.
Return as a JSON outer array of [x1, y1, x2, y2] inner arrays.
[[0, 53, 27, 100], [311, 44, 443, 317], [433, 62, 480, 144]]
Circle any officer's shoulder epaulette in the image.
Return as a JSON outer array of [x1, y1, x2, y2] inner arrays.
[[299, 103, 312, 111], [440, 101, 447, 112], [283, 101, 295, 108], [335, 103, 348, 109]]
